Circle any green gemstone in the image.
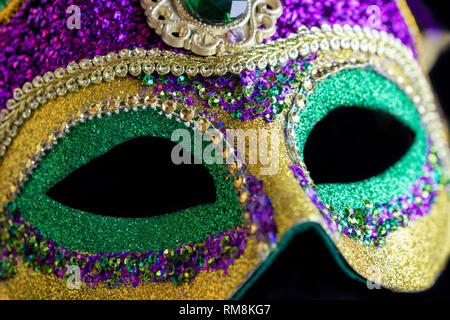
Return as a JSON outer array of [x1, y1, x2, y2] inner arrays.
[[362, 237, 372, 246], [362, 198, 373, 208], [244, 101, 255, 109], [69, 256, 79, 266], [207, 257, 216, 267], [230, 246, 240, 258], [172, 275, 181, 285], [225, 96, 235, 104], [258, 85, 269, 92], [39, 242, 49, 255], [184, 0, 248, 25], [181, 245, 193, 256], [341, 206, 352, 217], [99, 257, 108, 267], [109, 257, 120, 268], [6, 202, 17, 212], [184, 267, 195, 279], [376, 226, 387, 236], [159, 90, 171, 99], [166, 263, 175, 275], [172, 91, 182, 100], [163, 249, 174, 258], [221, 246, 231, 258], [245, 87, 254, 97], [348, 214, 365, 226], [143, 270, 154, 282]]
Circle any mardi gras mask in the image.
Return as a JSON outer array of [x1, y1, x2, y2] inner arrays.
[[0, 0, 449, 299]]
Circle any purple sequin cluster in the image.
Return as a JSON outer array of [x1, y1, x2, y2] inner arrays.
[[0, 174, 276, 286], [273, 0, 415, 52], [0, 0, 416, 110], [140, 57, 315, 122]]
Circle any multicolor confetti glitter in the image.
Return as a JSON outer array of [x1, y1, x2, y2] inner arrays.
[[138, 58, 316, 122], [1, 171, 276, 287]]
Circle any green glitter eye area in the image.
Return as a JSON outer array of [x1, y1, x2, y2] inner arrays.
[[292, 68, 428, 209], [14, 108, 243, 254], [304, 106, 416, 184], [46, 136, 217, 218]]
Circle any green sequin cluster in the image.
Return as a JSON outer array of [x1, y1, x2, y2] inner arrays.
[[139, 58, 313, 121]]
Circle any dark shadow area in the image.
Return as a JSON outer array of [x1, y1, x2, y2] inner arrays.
[[303, 107, 415, 184], [430, 46, 450, 121], [47, 136, 217, 218]]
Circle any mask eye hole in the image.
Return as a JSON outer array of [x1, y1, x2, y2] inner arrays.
[[47, 136, 217, 218], [303, 107, 415, 184]]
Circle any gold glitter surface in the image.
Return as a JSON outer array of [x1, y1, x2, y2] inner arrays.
[[0, 238, 262, 299], [329, 192, 450, 292], [218, 112, 323, 237]]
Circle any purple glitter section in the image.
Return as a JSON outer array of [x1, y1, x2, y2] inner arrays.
[[1, 173, 277, 286], [0, 0, 416, 110], [271, 0, 416, 53]]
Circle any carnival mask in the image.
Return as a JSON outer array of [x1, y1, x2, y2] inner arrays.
[[0, 0, 449, 299]]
